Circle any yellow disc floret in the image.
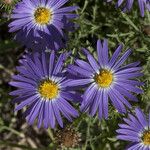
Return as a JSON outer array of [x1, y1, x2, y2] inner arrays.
[[95, 69, 113, 88], [34, 7, 52, 25], [38, 80, 59, 99], [143, 130, 150, 145]]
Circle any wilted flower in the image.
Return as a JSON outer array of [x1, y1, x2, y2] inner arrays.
[[55, 126, 81, 149]]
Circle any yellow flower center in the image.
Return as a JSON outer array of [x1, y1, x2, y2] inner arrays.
[[95, 69, 113, 88], [34, 7, 52, 25], [143, 130, 150, 145], [38, 80, 59, 99]]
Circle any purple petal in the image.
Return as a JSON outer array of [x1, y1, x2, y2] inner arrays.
[[87, 54, 100, 73]]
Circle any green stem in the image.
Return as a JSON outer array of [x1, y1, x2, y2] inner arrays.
[[0, 140, 44, 150], [121, 12, 140, 32], [146, 10, 150, 23], [81, 0, 88, 14], [47, 128, 54, 141], [0, 126, 24, 138], [82, 118, 91, 150]]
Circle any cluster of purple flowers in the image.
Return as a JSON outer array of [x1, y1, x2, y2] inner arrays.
[[9, 0, 150, 149]]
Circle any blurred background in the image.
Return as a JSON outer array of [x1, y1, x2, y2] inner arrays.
[[0, 0, 150, 149]]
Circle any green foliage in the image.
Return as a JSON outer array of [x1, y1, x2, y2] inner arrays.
[[0, 0, 150, 150]]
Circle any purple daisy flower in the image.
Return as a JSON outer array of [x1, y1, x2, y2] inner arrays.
[[116, 108, 150, 150], [9, 0, 78, 51], [67, 39, 143, 120], [9, 51, 80, 128], [107, 0, 150, 17]]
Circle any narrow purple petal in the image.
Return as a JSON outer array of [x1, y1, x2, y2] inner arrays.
[[52, 100, 63, 128], [87, 54, 100, 73], [68, 65, 93, 78], [108, 44, 123, 68], [27, 100, 42, 125], [15, 95, 39, 111], [116, 135, 140, 142], [89, 90, 102, 116], [75, 59, 94, 72], [48, 101, 56, 128], [135, 108, 148, 128], [37, 101, 45, 128], [112, 49, 132, 70], [64, 79, 93, 87], [49, 51, 55, 76]]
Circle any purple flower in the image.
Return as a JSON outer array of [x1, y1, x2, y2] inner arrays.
[[67, 39, 143, 120], [107, 0, 150, 17], [9, 0, 78, 51], [9, 51, 80, 128], [116, 108, 150, 150]]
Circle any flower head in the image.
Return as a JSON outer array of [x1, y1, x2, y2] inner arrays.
[[107, 0, 150, 17], [116, 108, 150, 149], [67, 39, 143, 120], [9, 0, 78, 51], [9, 51, 81, 128]]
